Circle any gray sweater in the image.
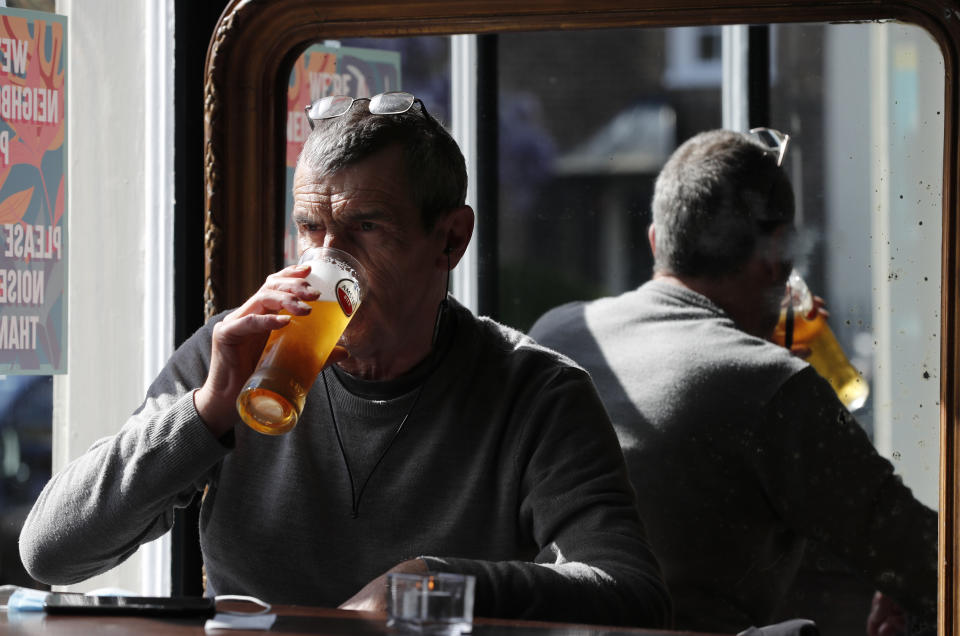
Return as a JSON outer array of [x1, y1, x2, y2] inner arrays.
[[19, 298, 671, 627], [529, 279, 937, 632]]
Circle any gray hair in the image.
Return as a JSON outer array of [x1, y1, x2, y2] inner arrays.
[[651, 129, 795, 278], [298, 101, 467, 230]]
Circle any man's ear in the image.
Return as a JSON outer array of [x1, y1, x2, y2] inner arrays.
[[647, 224, 657, 258], [436, 205, 475, 269]]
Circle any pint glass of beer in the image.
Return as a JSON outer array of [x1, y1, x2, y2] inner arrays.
[[771, 269, 869, 411], [236, 247, 367, 435]]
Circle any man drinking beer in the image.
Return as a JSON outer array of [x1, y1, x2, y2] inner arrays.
[[19, 92, 671, 628], [530, 129, 936, 635]]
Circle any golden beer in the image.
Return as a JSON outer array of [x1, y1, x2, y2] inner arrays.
[[772, 271, 869, 411], [236, 248, 365, 435]]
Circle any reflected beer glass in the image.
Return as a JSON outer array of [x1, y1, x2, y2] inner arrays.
[[236, 247, 366, 435], [771, 269, 869, 411]]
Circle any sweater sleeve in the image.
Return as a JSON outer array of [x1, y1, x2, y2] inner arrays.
[[752, 366, 937, 621], [422, 366, 672, 628], [18, 322, 232, 585]]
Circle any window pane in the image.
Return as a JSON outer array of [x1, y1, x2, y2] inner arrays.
[[0, 374, 51, 588], [767, 22, 943, 506], [2, 0, 56, 593]]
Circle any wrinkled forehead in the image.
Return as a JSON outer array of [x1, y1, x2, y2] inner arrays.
[[292, 145, 418, 218]]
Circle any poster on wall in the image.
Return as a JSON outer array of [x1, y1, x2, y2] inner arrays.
[[283, 43, 401, 265], [0, 8, 67, 375]]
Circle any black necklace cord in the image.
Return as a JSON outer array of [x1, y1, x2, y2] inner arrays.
[[324, 262, 449, 518], [323, 368, 427, 519], [323, 370, 357, 517]]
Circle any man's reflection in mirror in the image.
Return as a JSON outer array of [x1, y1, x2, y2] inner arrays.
[[530, 129, 936, 635]]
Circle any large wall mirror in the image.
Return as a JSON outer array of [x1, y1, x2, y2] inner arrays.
[[203, 1, 959, 633]]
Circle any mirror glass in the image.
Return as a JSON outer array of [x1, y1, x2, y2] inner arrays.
[[281, 21, 944, 632], [499, 21, 943, 488], [495, 22, 943, 631]]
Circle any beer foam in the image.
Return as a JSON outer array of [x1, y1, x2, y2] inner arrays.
[[304, 257, 360, 300]]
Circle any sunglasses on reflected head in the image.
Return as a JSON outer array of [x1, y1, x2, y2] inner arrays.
[[749, 127, 790, 167]]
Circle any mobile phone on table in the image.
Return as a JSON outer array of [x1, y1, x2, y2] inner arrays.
[[43, 593, 216, 617]]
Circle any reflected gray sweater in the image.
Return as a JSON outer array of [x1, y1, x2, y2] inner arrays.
[[19, 298, 670, 628], [529, 280, 937, 632]]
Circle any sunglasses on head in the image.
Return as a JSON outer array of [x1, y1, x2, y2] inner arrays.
[[304, 91, 428, 130]]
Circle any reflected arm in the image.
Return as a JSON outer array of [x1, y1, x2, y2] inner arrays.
[[755, 367, 938, 621]]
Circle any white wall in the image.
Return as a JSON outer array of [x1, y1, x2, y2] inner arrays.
[[52, 0, 156, 593]]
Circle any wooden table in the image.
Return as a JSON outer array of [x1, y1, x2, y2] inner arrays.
[[0, 604, 712, 636]]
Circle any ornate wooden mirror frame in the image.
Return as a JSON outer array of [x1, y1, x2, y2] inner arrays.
[[204, 0, 960, 632]]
